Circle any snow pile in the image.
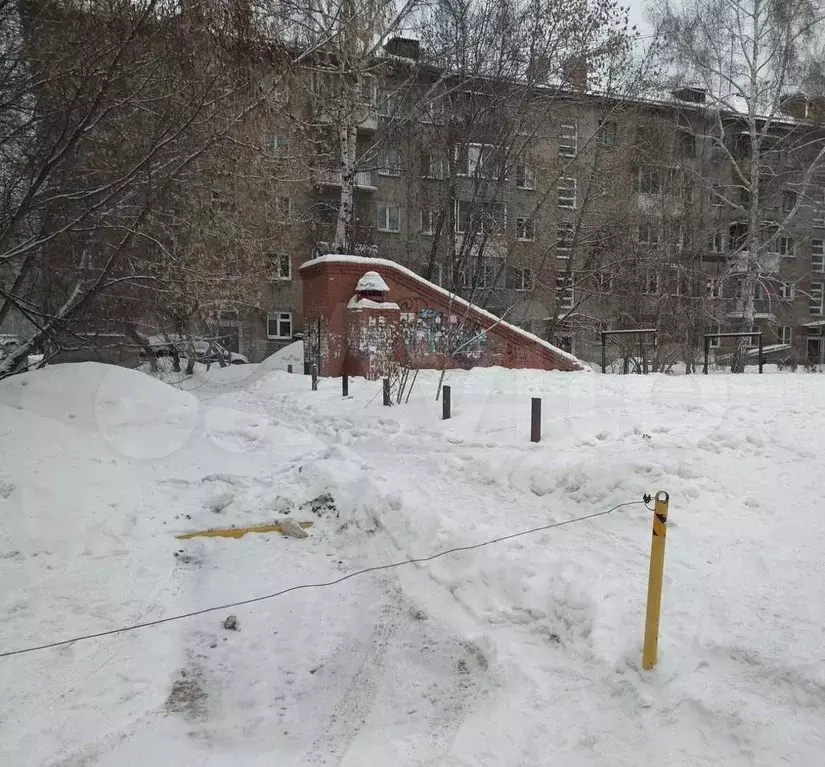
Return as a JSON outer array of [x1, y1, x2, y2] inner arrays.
[[354, 270, 390, 293], [2, 363, 825, 765], [259, 339, 304, 372]]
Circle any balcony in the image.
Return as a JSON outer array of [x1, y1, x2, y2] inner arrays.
[[726, 299, 775, 320], [313, 241, 379, 258], [313, 170, 377, 191], [453, 233, 507, 259], [728, 250, 780, 275], [637, 192, 684, 217], [312, 102, 378, 132]]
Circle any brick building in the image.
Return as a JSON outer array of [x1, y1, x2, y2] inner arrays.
[[299, 255, 584, 377], [19, 9, 825, 371], [239, 39, 825, 370]]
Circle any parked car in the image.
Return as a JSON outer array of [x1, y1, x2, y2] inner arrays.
[[146, 335, 248, 365], [0, 334, 43, 372]]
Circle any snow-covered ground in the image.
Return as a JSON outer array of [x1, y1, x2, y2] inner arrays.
[[2, 359, 824, 766]]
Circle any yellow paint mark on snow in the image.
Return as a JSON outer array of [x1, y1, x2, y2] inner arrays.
[[175, 521, 313, 540]]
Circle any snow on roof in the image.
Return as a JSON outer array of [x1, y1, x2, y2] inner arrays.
[[355, 270, 390, 293], [347, 296, 400, 310], [300, 254, 586, 369]]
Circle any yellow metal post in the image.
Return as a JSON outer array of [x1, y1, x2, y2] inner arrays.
[[642, 490, 669, 671]]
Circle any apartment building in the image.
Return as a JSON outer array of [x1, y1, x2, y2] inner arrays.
[[200, 39, 825, 368]]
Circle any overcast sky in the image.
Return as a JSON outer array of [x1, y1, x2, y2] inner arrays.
[[625, 0, 655, 37]]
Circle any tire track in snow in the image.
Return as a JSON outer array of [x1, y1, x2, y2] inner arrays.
[[205, 379, 494, 764], [301, 574, 402, 766]]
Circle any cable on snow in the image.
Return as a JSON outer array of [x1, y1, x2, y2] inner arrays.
[[0, 497, 649, 659]]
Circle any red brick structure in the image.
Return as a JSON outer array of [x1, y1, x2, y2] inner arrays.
[[300, 255, 586, 378]]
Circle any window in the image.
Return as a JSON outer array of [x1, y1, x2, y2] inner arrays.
[[669, 269, 685, 296], [598, 121, 617, 146], [378, 147, 402, 176], [311, 70, 338, 98], [709, 231, 725, 253], [664, 167, 681, 193], [638, 221, 660, 247], [211, 190, 231, 212], [558, 177, 576, 208], [420, 208, 438, 235], [463, 258, 501, 289], [456, 143, 502, 179], [732, 132, 750, 159], [360, 77, 376, 107], [516, 217, 535, 241], [709, 324, 721, 348], [739, 186, 751, 208], [638, 166, 661, 194], [813, 189, 825, 227], [679, 131, 696, 157], [377, 203, 401, 232], [553, 322, 574, 353], [557, 276, 574, 310], [636, 125, 654, 146], [377, 88, 399, 117], [421, 151, 444, 179], [813, 239, 825, 272], [779, 281, 795, 300], [474, 260, 496, 288], [266, 312, 293, 340], [779, 236, 796, 257], [317, 199, 339, 224], [268, 135, 288, 152], [595, 272, 613, 293], [729, 222, 748, 252], [559, 122, 578, 157], [422, 98, 445, 124], [556, 222, 575, 256], [516, 162, 536, 189], [810, 282, 824, 315], [454, 200, 505, 234], [272, 254, 291, 280], [707, 278, 721, 298], [783, 190, 798, 213], [711, 185, 725, 207], [506, 267, 534, 291], [776, 326, 792, 345], [274, 196, 291, 221], [642, 272, 660, 295], [754, 282, 767, 300]]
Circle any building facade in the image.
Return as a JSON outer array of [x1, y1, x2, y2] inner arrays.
[[241, 39, 825, 370]]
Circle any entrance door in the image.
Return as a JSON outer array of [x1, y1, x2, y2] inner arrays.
[[216, 325, 239, 353], [807, 337, 822, 364]]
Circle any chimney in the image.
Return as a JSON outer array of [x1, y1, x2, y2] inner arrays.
[[383, 37, 420, 60], [779, 92, 808, 119], [527, 55, 551, 84], [807, 97, 825, 122], [671, 87, 707, 105], [563, 56, 588, 91]]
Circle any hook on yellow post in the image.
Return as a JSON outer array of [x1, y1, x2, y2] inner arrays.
[[642, 490, 670, 671]]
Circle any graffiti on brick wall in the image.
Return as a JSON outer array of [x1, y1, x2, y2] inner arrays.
[[397, 298, 488, 364], [349, 311, 398, 379]]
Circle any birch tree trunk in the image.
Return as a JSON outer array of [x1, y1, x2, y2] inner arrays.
[[334, 123, 358, 253]]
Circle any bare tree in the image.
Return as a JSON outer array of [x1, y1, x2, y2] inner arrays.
[[0, 0, 296, 377], [653, 0, 825, 371]]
